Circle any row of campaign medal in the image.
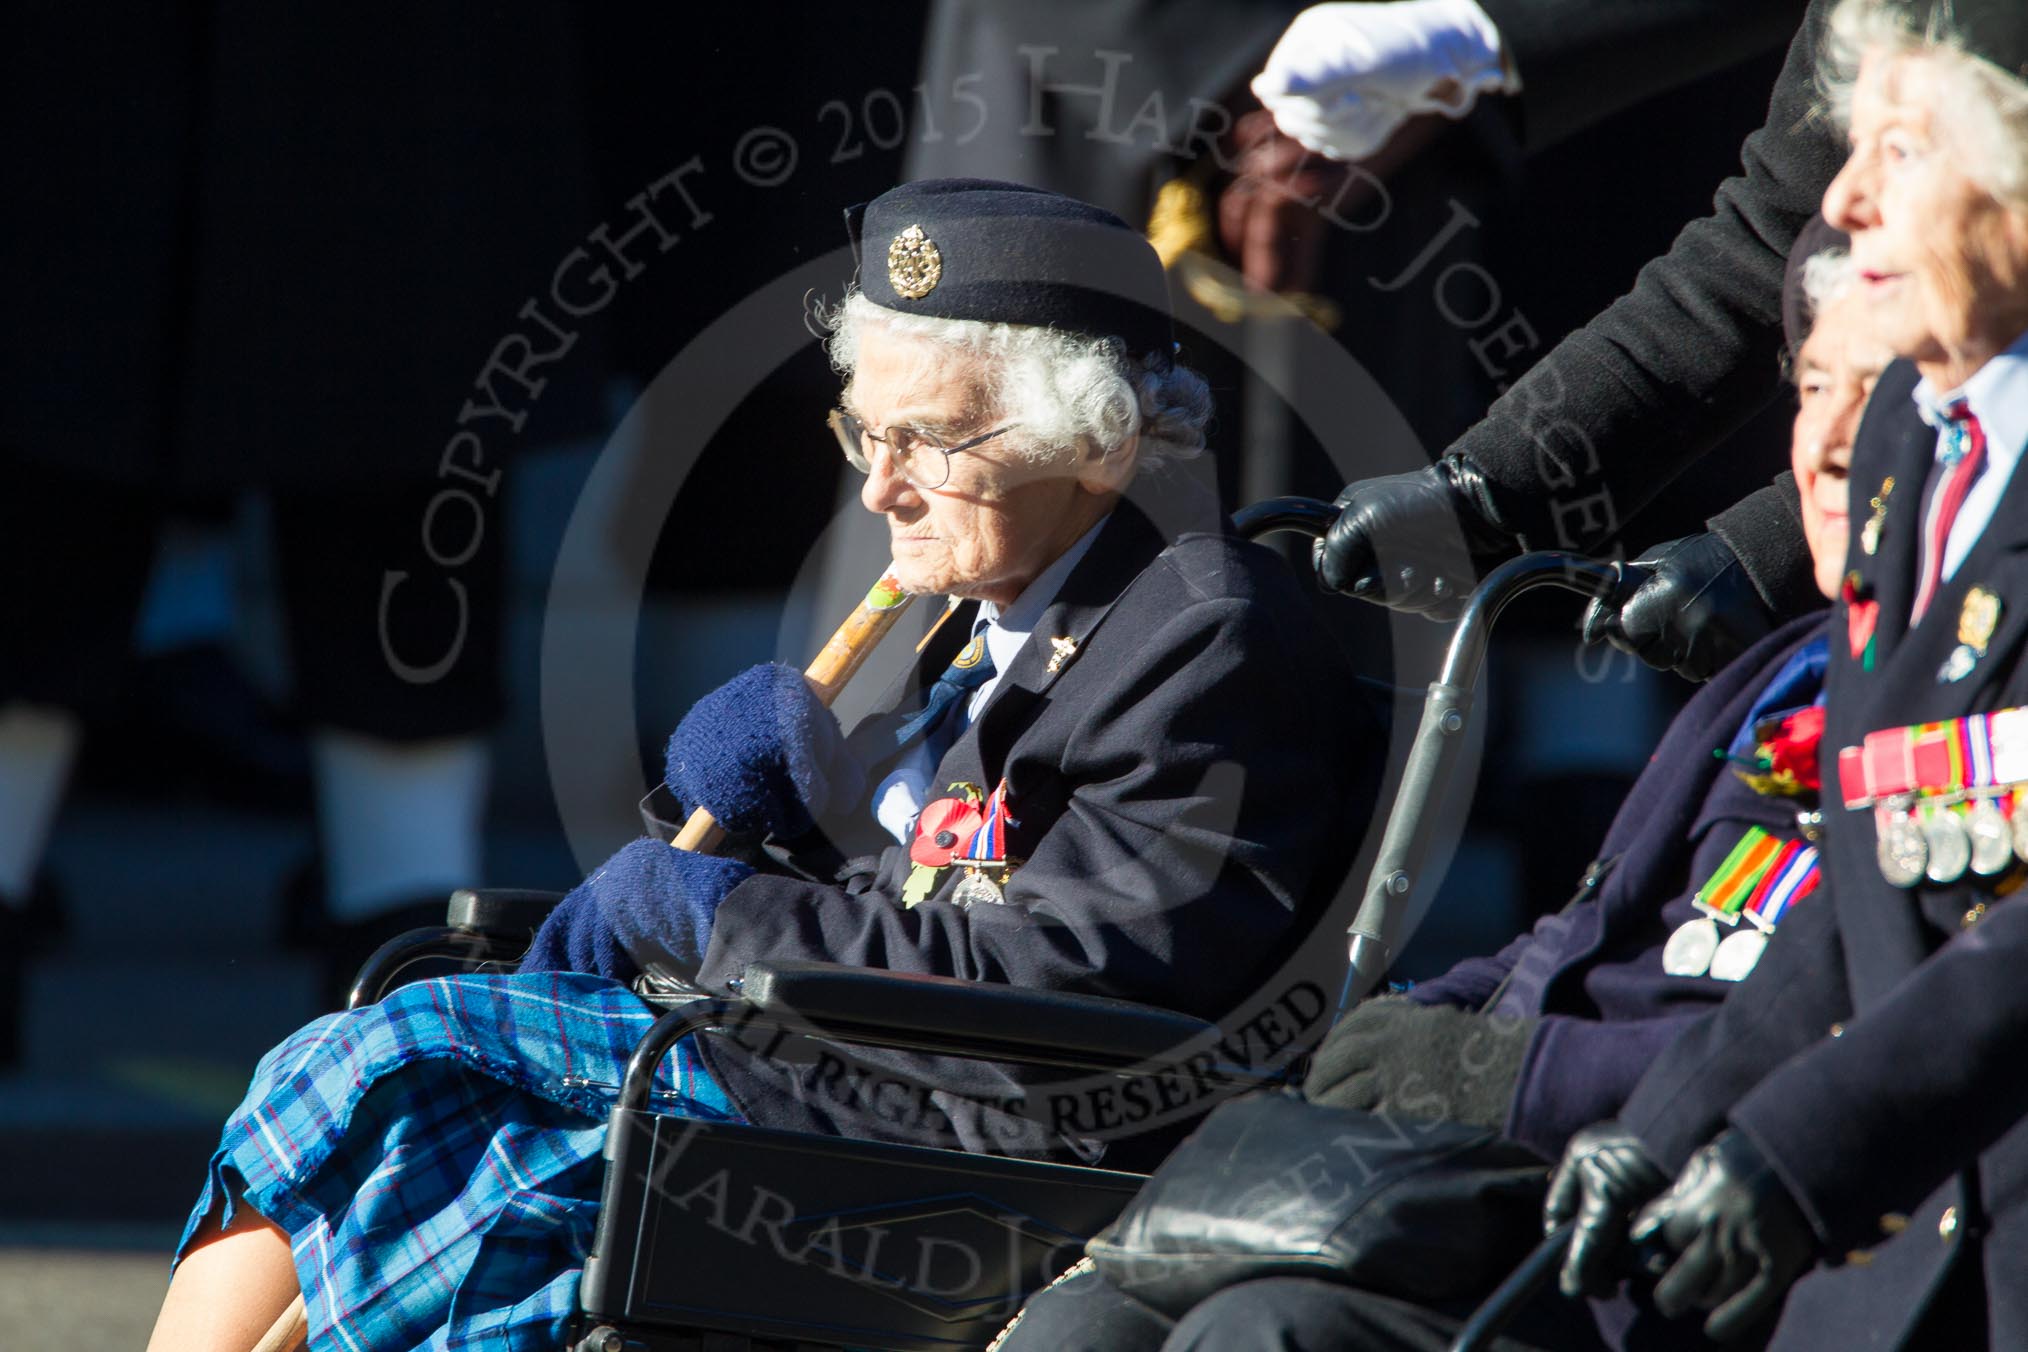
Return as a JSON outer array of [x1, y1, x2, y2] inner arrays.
[[1837, 706, 2028, 888], [1666, 704, 2028, 982], [1664, 825, 1820, 983]]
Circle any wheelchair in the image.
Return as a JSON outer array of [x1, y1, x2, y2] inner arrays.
[[330, 501, 1631, 1352]]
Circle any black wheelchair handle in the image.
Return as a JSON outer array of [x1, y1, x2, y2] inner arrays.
[[1232, 495, 1342, 542], [1448, 1222, 1575, 1352]]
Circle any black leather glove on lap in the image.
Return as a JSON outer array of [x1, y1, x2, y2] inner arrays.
[[1313, 457, 1519, 618], [1302, 996, 1534, 1131], [1582, 533, 1780, 683], [1632, 1130, 1818, 1342], [1544, 1121, 1670, 1299]]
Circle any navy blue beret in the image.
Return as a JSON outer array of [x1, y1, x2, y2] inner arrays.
[[846, 178, 1176, 366]]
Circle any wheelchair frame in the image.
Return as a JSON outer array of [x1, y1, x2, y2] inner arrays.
[[330, 502, 1632, 1352]]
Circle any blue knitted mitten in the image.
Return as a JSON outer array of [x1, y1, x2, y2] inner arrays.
[[665, 662, 866, 838], [522, 836, 755, 982]]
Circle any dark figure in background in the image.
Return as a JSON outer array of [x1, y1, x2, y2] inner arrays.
[[1307, 0, 1848, 678], [0, 7, 603, 1026]]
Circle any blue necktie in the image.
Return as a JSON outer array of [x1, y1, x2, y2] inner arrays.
[[891, 632, 996, 750]]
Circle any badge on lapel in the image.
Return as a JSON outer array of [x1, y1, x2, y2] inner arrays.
[[1860, 475, 1893, 557], [1842, 572, 1880, 671], [1939, 585, 2002, 683]]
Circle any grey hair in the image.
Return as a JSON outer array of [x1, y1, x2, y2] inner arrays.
[[1819, 0, 2028, 207], [1801, 248, 1859, 316], [819, 289, 1210, 473]]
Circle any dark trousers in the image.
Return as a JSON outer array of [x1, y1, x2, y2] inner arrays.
[[0, 456, 502, 738], [995, 1260, 1597, 1352]]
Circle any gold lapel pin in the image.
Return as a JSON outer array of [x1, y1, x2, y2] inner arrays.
[[1046, 636, 1079, 674]]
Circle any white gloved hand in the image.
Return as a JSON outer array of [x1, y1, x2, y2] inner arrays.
[[1251, 0, 1516, 161]]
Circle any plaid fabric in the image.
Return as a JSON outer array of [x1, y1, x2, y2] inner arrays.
[[177, 971, 737, 1351]]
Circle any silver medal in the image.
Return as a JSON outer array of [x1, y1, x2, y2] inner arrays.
[[1663, 917, 1721, 978], [1938, 644, 1980, 683], [1967, 799, 2013, 876], [1924, 810, 1972, 884], [952, 868, 1006, 908], [1878, 809, 1927, 888], [1710, 929, 1769, 982]]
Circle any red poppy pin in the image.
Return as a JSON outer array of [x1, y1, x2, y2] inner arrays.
[[911, 796, 985, 868], [1842, 573, 1879, 669]]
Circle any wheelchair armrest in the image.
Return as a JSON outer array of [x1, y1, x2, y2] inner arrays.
[[739, 959, 1220, 1071], [446, 887, 566, 937]]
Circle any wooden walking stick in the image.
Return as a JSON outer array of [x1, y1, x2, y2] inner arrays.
[[670, 566, 923, 852]]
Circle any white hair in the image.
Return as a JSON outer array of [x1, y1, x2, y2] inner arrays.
[[1801, 248, 1859, 316], [819, 289, 1210, 473], [1820, 0, 2028, 207]]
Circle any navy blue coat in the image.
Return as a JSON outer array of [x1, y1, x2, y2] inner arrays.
[[692, 472, 1377, 1165], [1408, 614, 1827, 1161], [1619, 359, 2028, 1349]]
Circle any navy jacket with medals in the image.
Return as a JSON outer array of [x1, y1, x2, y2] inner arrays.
[[1407, 613, 1827, 1163], [1617, 358, 2028, 1349], [691, 471, 1374, 1166]]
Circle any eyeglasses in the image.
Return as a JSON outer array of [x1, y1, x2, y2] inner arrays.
[[828, 408, 1015, 491]]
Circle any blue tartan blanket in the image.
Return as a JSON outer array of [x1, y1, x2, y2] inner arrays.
[[177, 971, 738, 1350]]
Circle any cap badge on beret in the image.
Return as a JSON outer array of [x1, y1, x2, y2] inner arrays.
[[887, 224, 943, 299]]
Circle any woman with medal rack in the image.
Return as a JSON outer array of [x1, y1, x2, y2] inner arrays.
[[990, 228, 1893, 1352], [143, 179, 1375, 1352], [1547, 3, 2028, 1347]]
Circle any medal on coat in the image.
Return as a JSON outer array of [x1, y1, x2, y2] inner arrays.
[[1922, 805, 1973, 884], [953, 869, 1006, 908], [1678, 833, 1820, 979], [1663, 917, 1722, 978], [1876, 801, 1928, 888], [1860, 475, 1893, 557], [1693, 827, 1783, 922], [1839, 709, 2028, 880], [1710, 929, 1768, 982], [1940, 586, 2002, 684], [951, 779, 1018, 909], [1967, 796, 2014, 875]]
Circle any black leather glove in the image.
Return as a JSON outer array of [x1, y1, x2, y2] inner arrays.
[[1303, 996, 1535, 1130], [1544, 1121, 1670, 1299], [1631, 1130, 1818, 1342], [1313, 457, 1520, 618], [1581, 533, 1779, 683]]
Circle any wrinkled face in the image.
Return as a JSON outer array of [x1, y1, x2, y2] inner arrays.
[[1822, 50, 2028, 382], [847, 327, 1127, 606], [1793, 290, 1894, 599]]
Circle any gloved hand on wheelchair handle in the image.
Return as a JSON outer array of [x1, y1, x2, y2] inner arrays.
[[1543, 1120, 1670, 1299], [520, 836, 754, 984], [666, 661, 867, 839], [1302, 995, 1535, 1130], [1582, 533, 1780, 683], [1312, 457, 1522, 618], [1631, 1129, 1818, 1342]]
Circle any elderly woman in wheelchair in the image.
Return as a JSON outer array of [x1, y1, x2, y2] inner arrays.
[[146, 178, 1376, 1351]]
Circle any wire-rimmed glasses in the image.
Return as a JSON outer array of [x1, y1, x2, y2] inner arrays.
[[828, 408, 1015, 491]]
